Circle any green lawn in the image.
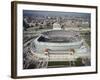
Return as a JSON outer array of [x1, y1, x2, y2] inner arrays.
[[48, 58, 89, 68]]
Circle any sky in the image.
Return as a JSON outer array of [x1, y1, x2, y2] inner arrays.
[[23, 10, 91, 19]]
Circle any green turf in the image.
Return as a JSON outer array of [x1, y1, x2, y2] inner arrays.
[[48, 58, 87, 67], [48, 61, 69, 66]]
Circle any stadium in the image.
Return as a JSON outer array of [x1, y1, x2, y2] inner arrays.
[[28, 30, 90, 68], [33, 30, 86, 53]]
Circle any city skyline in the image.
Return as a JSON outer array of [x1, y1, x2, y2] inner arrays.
[[23, 10, 91, 19]]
